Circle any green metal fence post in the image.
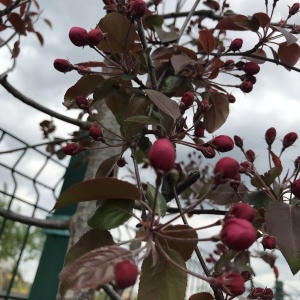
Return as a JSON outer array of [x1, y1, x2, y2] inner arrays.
[[28, 152, 88, 300], [275, 280, 284, 300]]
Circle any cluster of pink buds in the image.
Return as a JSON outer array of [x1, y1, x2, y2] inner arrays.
[[126, 0, 147, 18], [248, 287, 274, 300], [69, 26, 104, 47]]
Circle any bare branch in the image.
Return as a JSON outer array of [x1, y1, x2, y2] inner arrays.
[[0, 76, 93, 130], [0, 208, 70, 229]]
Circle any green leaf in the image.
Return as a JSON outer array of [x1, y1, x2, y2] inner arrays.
[[159, 76, 194, 96], [145, 15, 164, 31], [53, 178, 140, 210], [243, 190, 272, 209], [88, 199, 134, 230], [64, 229, 115, 267], [138, 249, 187, 300], [145, 89, 181, 121], [203, 93, 229, 133], [156, 225, 198, 261], [251, 167, 281, 188], [95, 154, 122, 178], [146, 182, 167, 217], [97, 12, 136, 53], [266, 202, 300, 274], [214, 249, 237, 273]]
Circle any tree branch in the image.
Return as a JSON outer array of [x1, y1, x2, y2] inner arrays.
[[0, 208, 70, 229], [0, 76, 93, 130]]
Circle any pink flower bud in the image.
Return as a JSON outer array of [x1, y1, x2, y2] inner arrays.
[[262, 288, 274, 300], [265, 127, 276, 146], [223, 59, 235, 70], [198, 146, 216, 158], [127, 0, 147, 18], [200, 100, 210, 113], [221, 218, 257, 251], [63, 143, 84, 156], [87, 28, 104, 46], [283, 132, 298, 148], [288, 3, 300, 16], [53, 59, 74, 73], [194, 122, 205, 137], [149, 138, 176, 173], [234, 135, 243, 148], [75, 96, 89, 110], [243, 62, 260, 75], [213, 272, 245, 296], [291, 178, 300, 197], [246, 149, 256, 163], [240, 81, 253, 93], [241, 270, 252, 282], [241, 74, 257, 84], [229, 38, 243, 52], [69, 26, 88, 47], [227, 203, 255, 223], [89, 125, 103, 141], [228, 94, 236, 103], [239, 161, 255, 174], [181, 91, 194, 107], [210, 135, 234, 152], [214, 157, 240, 183], [114, 260, 139, 289], [261, 235, 276, 250]]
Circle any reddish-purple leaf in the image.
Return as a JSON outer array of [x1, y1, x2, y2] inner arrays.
[[244, 48, 267, 64], [35, 31, 44, 46], [75, 61, 108, 68], [11, 40, 20, 58], [277, 42, 300, 67], [265, 202, 300, 274], [145, 89, 181, 121], [59, 246, 133, 296], [0, 0, 13, 6], [19, 1, 27, 16], [199, 29, 215, 54], [170, 54, 198, 75], [8, 12, 26, 35], [63, 74, 104, 108], [95, 153, 122, 178], [64, 229, 115, 267], [234, 16, 260, 32], [253, 12, 271, 28], [215, 15, 249, 31], [43, 18, 52, 29], [270, 150, 282, 174], [203, 93, 229, 133], [53, 177, 141, 210]]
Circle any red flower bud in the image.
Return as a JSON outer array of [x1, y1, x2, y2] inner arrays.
[[291, 178, 300, 197], [229, 173, 241, 190], [239, 161, 255, 174], [63, 143, 84, 156], [243, 62, 260, 75], [89, 125, 103, 141], [53, 59, 74, 73], [149, 138, 176, 173], [127, 0, 147, 17], [229, 38, 243, 52], [248, 287, 264, 299], [246, 149, 256, 163], [223, 59, 235, 70], [210, 135, 234, 152], [294, 156, 300, 169], [227, 203, 255, 223], [228, 94, 236, 103], [181, 91, 194, 107], [213, 272, 245, 296], [283, 132, 298, 148], [200, 100, 210, 113], [262, 288, 274, 300], [234, 135, 243, 148], [198, 146, 216, 158], [214, 157, 240, 183], [241, 270, 252, 282], [288, 3, 300, 16], [265, 127, 276, 146], [194, 122, 205, 137], [69, 26, 88, 47], [114, 260, 139, 289], [240, 81, 253, 93], [87, 28, 104, 46], [75, 96, 89, 110], [241, 74, 257, 84], [221, 218, 257, 251], [261, 235, 276, 250]]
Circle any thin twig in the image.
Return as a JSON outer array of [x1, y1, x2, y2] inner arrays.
[[101, 284, 122, 300], [0, 208, 70, 229], [0, 76, 93, 130]]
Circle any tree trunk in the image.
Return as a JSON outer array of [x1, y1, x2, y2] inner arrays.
[[57, 99, 121, 300]]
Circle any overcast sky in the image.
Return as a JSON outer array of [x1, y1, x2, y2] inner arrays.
[[0, 0, 300, 297]]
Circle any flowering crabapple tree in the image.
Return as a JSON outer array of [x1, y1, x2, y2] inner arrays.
[[51, 0, 300, 299], [4, 0, 300, 299]]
